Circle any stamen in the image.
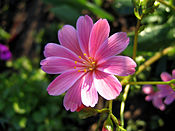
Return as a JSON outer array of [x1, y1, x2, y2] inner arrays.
[[83, 61, 86, 64], [78, 70, 81, 72], [88, 57, 92, 59], [75, 61, 77, 64], [91, 62, 95, 64], [89, 67, 93, 71], [84, 53, 87, 56], [84, 69, 87, 72], [78, 56, 82, 59], [74, 66, 76, 69]]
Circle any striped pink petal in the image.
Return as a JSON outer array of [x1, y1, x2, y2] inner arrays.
[[152, 94, 165, 111], [40, 57, 80, 74], [161, 72, 172, 82], [81, 72, 98, 107], [63, 77, 83, 112], [93, 70, 122, 100], [172, 69, 175, 79], [97, 56, 136, 76], [164, 93, 175, 105], [89, 19, 110, 57], [44, 43, 82, 62], [95, 32, 129, 61], [47, 70, 84, 96], [77, 15, 93, 55], [58, 25, 84, 57]]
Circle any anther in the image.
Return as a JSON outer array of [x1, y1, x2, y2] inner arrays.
[[84, 69, 87, 72], [74, 66, 76, 69], [78, 56, 82, 59], [92, 62, 95, 64], [84, 53, 87, 56], [88, 57, 92, 59], [78, 70, 81, 72], [75, 61, 77, 64], [89, 68, 93, 71]]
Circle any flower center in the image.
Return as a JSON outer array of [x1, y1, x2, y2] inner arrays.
[[74, 53, 96, 73]]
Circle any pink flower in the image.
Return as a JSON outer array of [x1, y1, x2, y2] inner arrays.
[[0, 43, 12, 60], [41, 15, 136, 112], [142, 85, 165, 111], [157, 70, 175, 105], [142, 69, 175, 110]]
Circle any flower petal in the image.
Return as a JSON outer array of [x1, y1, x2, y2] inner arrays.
[[58, 25, 84, 57], [47, 70, 85, 96], [153, 95, 165, 111], [89, 19, 110, 57], [40, 57, 81, 74], [77, 15, 93, 55], [43, 43, 82, 62], [63, 77, 83, 112], [142, 85, 154, 95], [93, 70, 122, 100], [160, 72, 172, 82], [81, 72, 98, 107], [172, 69, 175, 79], [95, 32, 129, 60], [164, 93, 175, 105], [97, 56, 136, 76], [145, 94, 154, 101]]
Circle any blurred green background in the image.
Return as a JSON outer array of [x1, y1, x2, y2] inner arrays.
[[0, 0, 175, 130]]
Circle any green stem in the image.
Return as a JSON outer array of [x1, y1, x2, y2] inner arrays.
[[120, 84, 130, 128], [110, 113, 119, 126], [109, 100, 113, 113], [110, 114, 126, 131], [128, 81, 171, 85], [132, 18, 142, 60], [96, 108, 110, 113], [128, 80, 175, 90], [157, 0, 175, 11]]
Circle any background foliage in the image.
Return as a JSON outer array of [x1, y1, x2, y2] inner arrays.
[[0, 0, 175, 130]]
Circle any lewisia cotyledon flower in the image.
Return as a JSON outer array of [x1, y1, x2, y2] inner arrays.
[[142, 85, 165, 111], [142, 69, 175, 111], [0, 43, 12, 60], [157, 69, 175, 105], [41, 15, 136, 112]]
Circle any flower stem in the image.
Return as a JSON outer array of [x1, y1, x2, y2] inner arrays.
[[128, 81, 172, 85], [157, 0, 175, 11], [96, 108, 110, 113], [120, 84, 130, 128], [108, 100, 122, 130], [132, 18, 142, 60], [109, 100, 113, 113]]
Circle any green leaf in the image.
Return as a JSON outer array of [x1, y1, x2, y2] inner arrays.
[[93, 0, 103, 6], [85, 2, 114, 21], [134, 8, 141, 20], [51, 5, 80, 25], [0, 27, 10, 40]]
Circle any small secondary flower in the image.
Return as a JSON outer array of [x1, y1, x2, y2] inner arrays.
[[41, 15, 136, 112], [142, 85, 165, 111], [157, 69, 175, 105], [0, 43, 12, 60], [142, 69, 175, 110]]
